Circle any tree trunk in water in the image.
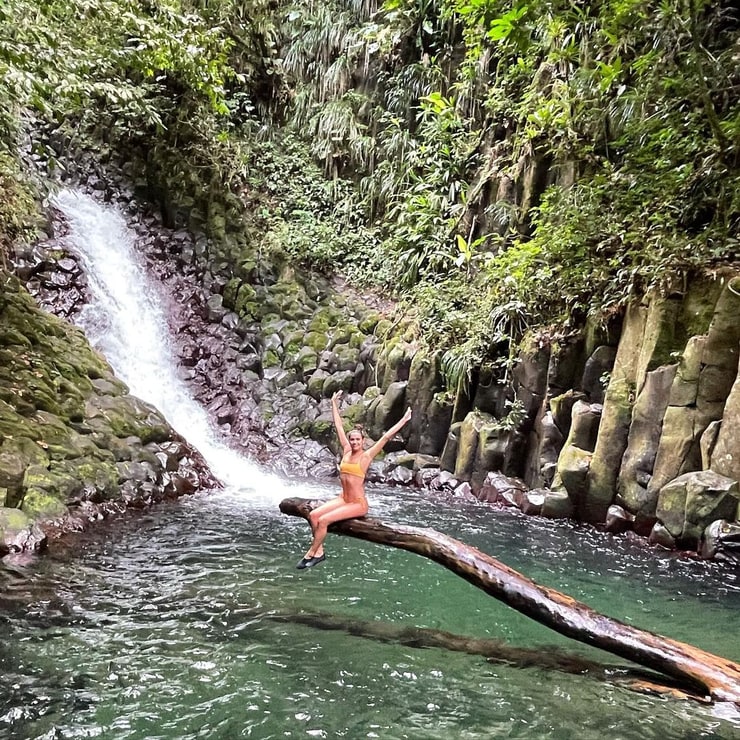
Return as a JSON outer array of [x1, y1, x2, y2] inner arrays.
[[280, 497, 740, 704]]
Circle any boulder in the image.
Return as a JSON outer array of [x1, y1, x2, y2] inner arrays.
[[648, 522, 676, 550], [0, 507, 47, 554], [521, 489, 545, 515], [656, 470, 740, 549], [541, 490, 575, 519], [605, 504, 634, 534], [477, 471, 527, 506]]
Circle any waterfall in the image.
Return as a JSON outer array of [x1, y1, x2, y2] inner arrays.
[[52, 189, 289, 500]]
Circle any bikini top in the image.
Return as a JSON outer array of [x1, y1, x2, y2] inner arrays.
[[339, 459, 365, 479]]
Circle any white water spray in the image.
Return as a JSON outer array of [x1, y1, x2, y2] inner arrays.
[[53, 189, 292, 501]]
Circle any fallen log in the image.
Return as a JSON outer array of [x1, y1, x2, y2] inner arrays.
[[280, 497, 740, 703]]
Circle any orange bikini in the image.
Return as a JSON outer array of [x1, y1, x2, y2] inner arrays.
[[339, 460, 365, 479]]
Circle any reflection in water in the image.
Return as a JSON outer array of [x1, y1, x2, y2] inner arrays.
[[1, 192, 738, 738]]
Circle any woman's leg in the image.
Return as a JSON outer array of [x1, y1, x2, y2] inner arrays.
[[307, 496, 346, 533], [304, 501, 368, 558]]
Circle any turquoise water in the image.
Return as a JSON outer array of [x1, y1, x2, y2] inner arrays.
[[2, 483, 739, 740]]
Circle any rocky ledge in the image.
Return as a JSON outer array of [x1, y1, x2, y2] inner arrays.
[[0, 274, 217, 556]]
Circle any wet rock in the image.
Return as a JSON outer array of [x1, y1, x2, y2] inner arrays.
[[205, 293, 226, 322], [414, 467, 442, 488], [700, 519, 740, 561], [541, 490, 575, 519], [648, 522, 676, 550], [605, 504, 634, 534], [385, 465, 414, 485], [521, 489, 545, 515], [477, 471, 527, 507], [453, 481, 476, 501]]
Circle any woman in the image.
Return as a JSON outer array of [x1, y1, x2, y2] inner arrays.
[[296, 390, 413, 569]]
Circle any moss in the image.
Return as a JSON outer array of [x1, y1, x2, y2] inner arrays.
[[308, 417, 334, 445], [235, 283, 258, 316], [0, 506, 33, 532], [304, 331, 328, 353], [359, 312, 381, 334], [263, 349, 281, 367], [375, 318, 393, 339], [222, 277, 241, 310], [20, 489, 68, 519], [282, 330, 305, 354]]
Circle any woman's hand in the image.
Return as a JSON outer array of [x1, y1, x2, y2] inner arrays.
[[332, 390, 343, 404], [402, 407, 412, 423]]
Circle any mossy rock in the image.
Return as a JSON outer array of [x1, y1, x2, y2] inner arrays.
[[308, 314, 332, 334], [0, 506, 33, 533], [20, 488, 69, 519], [374, 318, 393, 339], [329, 324, 357, 349], [222, 277, 242, 310], [288, 346, 318, 375], [282, 330, 306, 354], [263, 349, 281, 368], [359, 313, 382, 334], [341, 401, 366, 429], [334, 345, 359, 372], [235, 283, 258, 317], [308, 415, 335, 445], [84, 396, 171, 444], [281, 301, 313, 321], [322, 371, 354, 397], [304, 331, 329, 354], [61, 458, 120, 498], [307, 369, 330, 399]]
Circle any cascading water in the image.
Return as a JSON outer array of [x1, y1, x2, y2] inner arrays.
[[52, 189, 288, 500]]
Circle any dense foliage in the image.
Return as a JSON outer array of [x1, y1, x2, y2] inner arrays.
[[1, 0, 738, 388]]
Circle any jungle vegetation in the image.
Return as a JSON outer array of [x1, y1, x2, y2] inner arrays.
[[1, 0, 738, 390]]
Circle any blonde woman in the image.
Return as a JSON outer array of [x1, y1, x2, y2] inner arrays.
[[297, 390, 412, 569]]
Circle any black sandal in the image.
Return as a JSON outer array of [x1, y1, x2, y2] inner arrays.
[[296, 554, 326, 569]]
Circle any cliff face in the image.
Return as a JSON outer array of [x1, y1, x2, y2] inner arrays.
[[364, 276, 740, 536], [115, 148, 739, 558]]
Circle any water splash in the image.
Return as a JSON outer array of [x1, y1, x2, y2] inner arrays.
[[52, 189, 291, 503]]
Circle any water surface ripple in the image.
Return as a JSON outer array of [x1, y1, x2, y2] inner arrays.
[[2, 487, 740, 739]]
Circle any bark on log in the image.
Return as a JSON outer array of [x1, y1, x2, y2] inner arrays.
[[280, 497, 740, 703]]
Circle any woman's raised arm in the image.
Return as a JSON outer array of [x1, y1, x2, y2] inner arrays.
[[365, 407, 412, 460], [331, 391, 350, 451]]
